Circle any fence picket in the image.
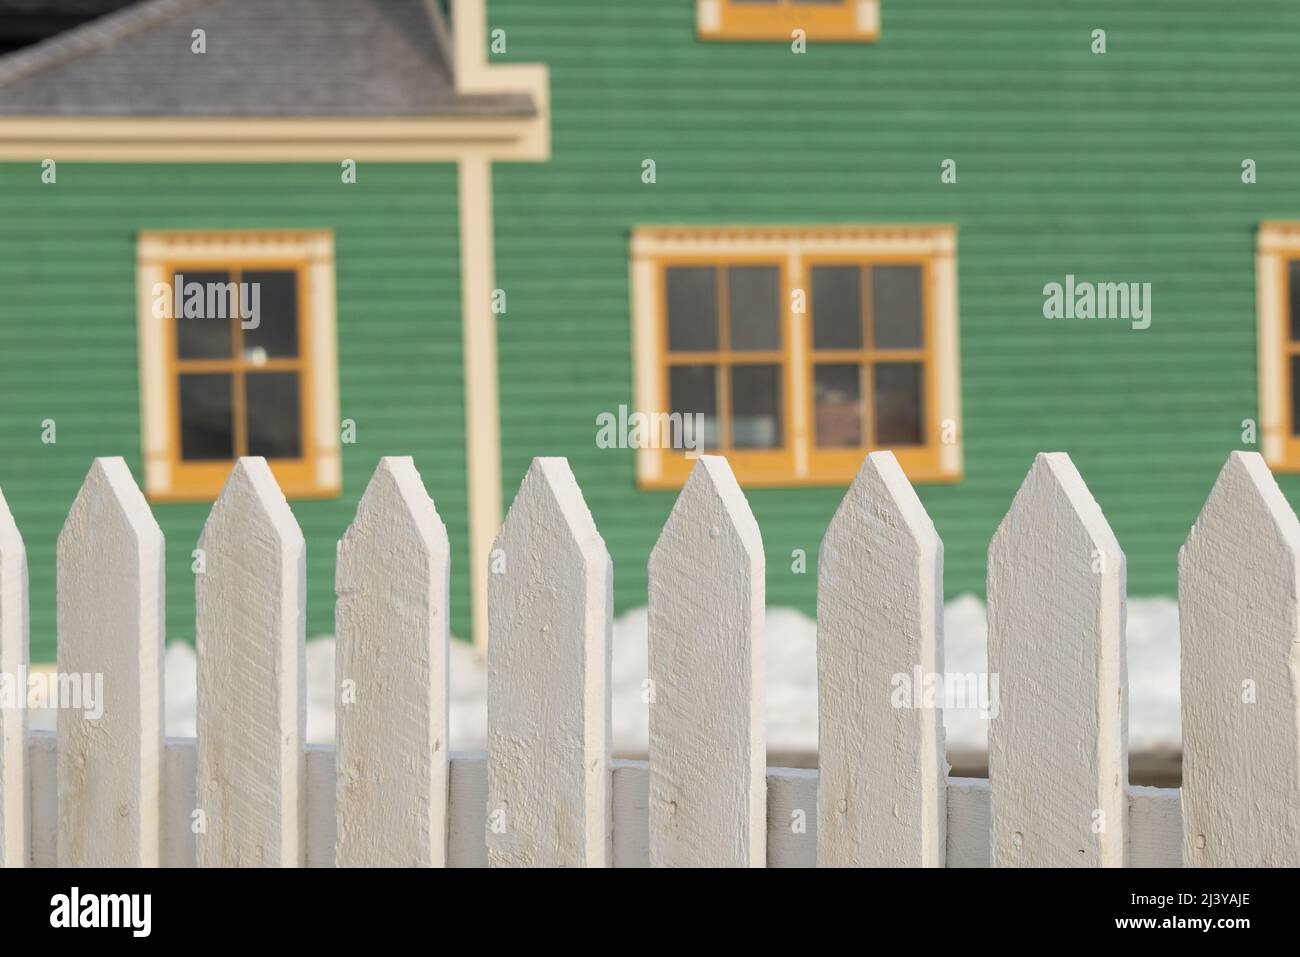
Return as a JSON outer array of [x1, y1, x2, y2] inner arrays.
[[0, 489, 27, 867], [335, 457, 450, 867], [196, 458, 306, 867], [1179, 451, 1300, 866], [817, 451, 946, 866], [648, 455, 765, 867], [486, 457, 611, 867], [55, 458, 164, 866], [987, 453, 1127, 866]]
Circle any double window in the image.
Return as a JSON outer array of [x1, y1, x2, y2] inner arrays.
[[136, 231, 340, 501], [631, 226, 961, 487]]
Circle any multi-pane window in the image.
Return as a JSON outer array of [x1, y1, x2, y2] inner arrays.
[[174, 268, 306, 463], [696, 0, 880, 42], [137, 231, 341, 501], [664, 263, 786, 451], [633, 226, 961, 488]]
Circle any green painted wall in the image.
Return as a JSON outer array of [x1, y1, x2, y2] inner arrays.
[[0, 164, 470, 661], [486, 0, 1300, 621], [3, 0, 1300, 659]]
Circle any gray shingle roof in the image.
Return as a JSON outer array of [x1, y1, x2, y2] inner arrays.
[[0, 0, 535, 117]]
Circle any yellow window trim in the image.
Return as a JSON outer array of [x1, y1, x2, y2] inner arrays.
[[697, 0, 880, 43], [136, 230, 341, 502], [1256, 222, 1300, 471], [630, 224, 962, 489]]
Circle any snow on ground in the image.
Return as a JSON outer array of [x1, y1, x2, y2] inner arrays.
[[28, 595, 1182, 755]]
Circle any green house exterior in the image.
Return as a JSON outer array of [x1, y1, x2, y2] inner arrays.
[[2, 0, 1298, 660]]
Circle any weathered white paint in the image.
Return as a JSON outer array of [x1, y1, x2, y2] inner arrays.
[[196, 458, 305, 867], [335, 458, 450, 867], [0, 490, 26, 868], [56, 458, 163, 867], [648, 456, 765, 867], [987, 453, 1128, 866], [18, 735, 1199, 868], [448, 753, 488, 868], [767, 768, 817, 868], [1179, 451, 1300, 866], [487, 458, 611, 867], [817, 451, 946, 866], [946, 778, 991, 869]]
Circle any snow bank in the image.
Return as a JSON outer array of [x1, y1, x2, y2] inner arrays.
[[28, 595, 1181, 755]]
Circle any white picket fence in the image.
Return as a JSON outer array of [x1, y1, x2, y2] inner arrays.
[[0, 449, 1297, 868]]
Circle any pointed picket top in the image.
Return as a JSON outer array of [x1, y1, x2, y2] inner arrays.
[[989, 452, 1122, 564], [648, 455, 765, 867], [817, 451, 946, 867], [1179, 451, 1300, 866], [987, 452, 1128, 867], [196, 457, 306, 867], [0, 488, 28, 867], [487, 457, 611, 867], [199, 456, 304, 556], [652, 454, 763, 570], [336, 457, 450, 867], [59, 457, 162, 554], [56, 457, 164, 866]]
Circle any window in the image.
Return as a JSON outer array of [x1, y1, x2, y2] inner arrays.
[[136, 231, 340, 501], [631, 225, 961, 488], [1255, 223, 1300, 471], [696, 0, 880, 42]]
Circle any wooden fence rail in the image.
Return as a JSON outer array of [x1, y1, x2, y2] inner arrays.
[[0, 449, 1297, 867]]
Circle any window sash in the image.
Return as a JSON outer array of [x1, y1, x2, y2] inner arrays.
[[634, 226, 959, 488]]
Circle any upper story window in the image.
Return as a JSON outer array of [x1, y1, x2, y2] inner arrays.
[[1256, 222, 1300, 472], [630, 225, 961, 488], [136, 230, 341, 501], [697, 0, 880, 43]]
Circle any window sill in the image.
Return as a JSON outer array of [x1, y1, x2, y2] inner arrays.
[[696, 0, 881, 43]]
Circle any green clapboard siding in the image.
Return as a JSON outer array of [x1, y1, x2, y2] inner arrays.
[[486, 0, 1300, 623], [0, 163, 469, 660]]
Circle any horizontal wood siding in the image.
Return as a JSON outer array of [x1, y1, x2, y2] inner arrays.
[[487, 0, 1300, 623], [0, 163, 468, 658]]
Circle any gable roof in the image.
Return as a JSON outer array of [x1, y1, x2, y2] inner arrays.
[[0, 0, 534, 117]]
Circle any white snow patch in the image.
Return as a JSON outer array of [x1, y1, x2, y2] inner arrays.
[[27, 595, 1181, 755]]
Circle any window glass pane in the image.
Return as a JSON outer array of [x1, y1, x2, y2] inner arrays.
[[174, 270, 234, 359], [872, 265, 923, 349], [811, 266, 862, 350], [1292, 355, 1300, 436], [1290, 261, 1300, 342], [873, 362, 924, 446], [731, 364, 782, 449], [728, 266, 781, 351], [814, 364, 862, 448], [666, 267, 718, 352], [669, 365, 719, 449], [246, 371, 302, 459], [179, 373, 233, 460], [242, 270, 299, 361]]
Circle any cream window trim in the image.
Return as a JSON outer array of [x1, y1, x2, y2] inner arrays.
[[136, 229, 341, 501], [630, 224, 961, 488], [1257, 222, 1300, 470]]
